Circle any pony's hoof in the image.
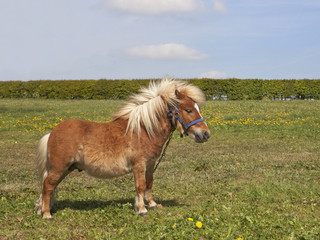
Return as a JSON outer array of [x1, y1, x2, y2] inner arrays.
[[42, 214, 52, 221], [138, 212, 148, 217], [150, 203, 163, 210], [148, 201, 158, 210]]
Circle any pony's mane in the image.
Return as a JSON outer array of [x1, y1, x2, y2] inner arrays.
[[113, 77, 205, 137]]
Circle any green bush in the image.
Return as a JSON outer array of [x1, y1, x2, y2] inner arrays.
[[0, 79, 319, 100]]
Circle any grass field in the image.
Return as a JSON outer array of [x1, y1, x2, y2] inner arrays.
[[0, 99, 319, 239]]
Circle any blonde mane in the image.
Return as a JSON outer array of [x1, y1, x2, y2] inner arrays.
[[113, 77, 205, 137]]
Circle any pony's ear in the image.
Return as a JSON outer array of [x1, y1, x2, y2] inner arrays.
[[175, 89, 182, 99]]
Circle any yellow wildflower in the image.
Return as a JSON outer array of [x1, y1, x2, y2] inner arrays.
[[237, 238, 243, 240], [188, 218, 194, 221], [172, 225, 176, 229], [196, 221, 202, 228]]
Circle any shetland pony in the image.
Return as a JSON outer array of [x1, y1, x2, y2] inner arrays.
[[35, 78, 210, 219]]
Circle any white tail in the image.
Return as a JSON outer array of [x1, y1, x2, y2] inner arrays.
[[35, 133, 50, 185], [34, 133, 50, 216]]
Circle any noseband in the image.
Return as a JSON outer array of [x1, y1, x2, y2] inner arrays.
[[168, 103, 204, 135]]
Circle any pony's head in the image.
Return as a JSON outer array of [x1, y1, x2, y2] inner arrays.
[[113, 77, 210, 142], [169, 89, 211, 143]]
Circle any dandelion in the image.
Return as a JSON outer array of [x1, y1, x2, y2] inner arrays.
[[172, 225, 176, 229], [196, 221, 202, 228], [188, 218, 194, 221], [237, 238, 243, 240]]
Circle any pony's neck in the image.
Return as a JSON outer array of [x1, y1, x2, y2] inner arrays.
[[159, 110, 175, 138], [141, 110, 174, 148]]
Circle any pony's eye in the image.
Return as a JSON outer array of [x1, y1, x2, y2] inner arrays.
[[185, 109, 193, 114]]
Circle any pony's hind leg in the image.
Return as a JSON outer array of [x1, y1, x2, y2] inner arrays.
[[41, 169, 71, 219], [35, 191, 56, 216]]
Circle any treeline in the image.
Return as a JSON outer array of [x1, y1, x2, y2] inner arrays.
[[0, 79, 319, 100]]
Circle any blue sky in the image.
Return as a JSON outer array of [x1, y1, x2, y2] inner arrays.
[[0, 0, 319, 81]]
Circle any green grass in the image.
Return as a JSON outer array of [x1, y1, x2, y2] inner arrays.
[[0, 99, 319, 239]]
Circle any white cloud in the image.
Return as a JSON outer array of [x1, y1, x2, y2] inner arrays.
[[127, 43, 208, 61], [200, 70, 228, 79], [213, 0, 227, 14], [105, 0, 205, 15]]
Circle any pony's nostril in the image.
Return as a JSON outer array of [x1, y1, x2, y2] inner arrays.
[[203, 131, 210, 140]]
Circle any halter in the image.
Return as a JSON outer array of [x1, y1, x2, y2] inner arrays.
[[167, 102, 204, 135], [154, 102, 204, 173]]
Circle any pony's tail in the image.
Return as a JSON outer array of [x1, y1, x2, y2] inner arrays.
[[35, 133, 50, 215], [35, 133, 50, 185]]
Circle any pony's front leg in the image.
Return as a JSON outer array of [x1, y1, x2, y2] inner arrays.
[[133, 164, 148, 216], [145, 164, 157, 209]]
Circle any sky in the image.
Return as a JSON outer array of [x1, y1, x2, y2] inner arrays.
[[0, 0, 320, 81]]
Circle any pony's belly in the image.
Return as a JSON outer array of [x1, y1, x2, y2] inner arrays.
[[82, 156, 132, 179]]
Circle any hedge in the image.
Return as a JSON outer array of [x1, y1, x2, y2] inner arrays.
[[0, 79, 319, 100]]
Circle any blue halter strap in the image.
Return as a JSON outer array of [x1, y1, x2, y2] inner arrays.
[[168, 103, 204, 135]]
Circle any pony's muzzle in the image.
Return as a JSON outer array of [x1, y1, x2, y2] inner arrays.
[[195, 130, 211, 143]]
